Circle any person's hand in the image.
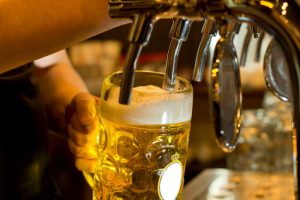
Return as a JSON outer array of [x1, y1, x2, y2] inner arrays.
[[66, 92, 100, 173]]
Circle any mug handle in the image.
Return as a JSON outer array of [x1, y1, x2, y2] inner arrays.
[[82, 117, 106, 188], [83, 172, 94, 188]]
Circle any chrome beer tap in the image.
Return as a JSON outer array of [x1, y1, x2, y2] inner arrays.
[[193, 16, 217, 82], [108, 0, 174, 104], [163, 18, 192, 90], [255, 30, 265, 62], [209, 18, 242, 152], [240, 25, 261, 67], [118, 15, 154, 104], [108, 0, 300, 197]]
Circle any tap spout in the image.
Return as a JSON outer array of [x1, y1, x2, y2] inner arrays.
[[119, 14, 154, 104], [163, 18, 192, 91], [108, 0, 300, 197], [193, 17, 217, 82]]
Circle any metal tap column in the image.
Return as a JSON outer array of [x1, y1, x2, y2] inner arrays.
[[119, 15, 154, 104]]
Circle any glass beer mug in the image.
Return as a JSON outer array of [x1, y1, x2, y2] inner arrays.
[[85, 70, 193, 200]]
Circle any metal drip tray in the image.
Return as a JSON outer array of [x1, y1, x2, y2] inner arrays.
[[183, 168, 295, 200]]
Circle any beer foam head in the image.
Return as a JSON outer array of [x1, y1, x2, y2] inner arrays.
[[101, 85, 193, 125]]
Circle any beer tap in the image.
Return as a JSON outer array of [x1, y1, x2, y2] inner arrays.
[[264, 39, 291, 102], [240, 25, 260, 67], [108, 0, 175, 104], [119, 14, 154, 104], [209, 18, 241, 152], [163, 18, 192, 91], [193, 16, 217, 82], [255, 31, 265, 62], [108, 0, 300, 196]]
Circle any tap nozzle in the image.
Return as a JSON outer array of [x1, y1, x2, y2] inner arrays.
[[240, 24, 252, 67], [240, 25, 261, 66], [192, 17, 217, 82], [255, 31, 265, 62], [163, 18, 192, 91], [119, 14, 154, 104]]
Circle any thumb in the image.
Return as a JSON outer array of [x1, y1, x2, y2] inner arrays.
[[73, 93, 97, 125]]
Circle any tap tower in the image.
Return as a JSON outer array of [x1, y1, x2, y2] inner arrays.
[[108, 0, 300, 198]]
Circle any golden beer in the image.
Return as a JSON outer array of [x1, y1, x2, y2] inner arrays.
[[91, 71, 193, 200]]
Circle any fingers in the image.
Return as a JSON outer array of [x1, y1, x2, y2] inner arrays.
[[68, 138, 97, 159], [69, 93, 100, 133], [72, 92, 99, 125], [75, 158, 97, 173], [68, 138, 97, 172], [68, 124, 88, 146], [70, 112, 99, 134], [68, 121, 98, 145], [66, 92, 100, 172], [68, 133, 97, 173]]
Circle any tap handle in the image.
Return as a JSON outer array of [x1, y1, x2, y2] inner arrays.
[[193, 17, 217, 82], [119, 15, 155, 104], [209, 18, 242, 152], [163, 18, 192, 91], [263, 39, 291, 102]]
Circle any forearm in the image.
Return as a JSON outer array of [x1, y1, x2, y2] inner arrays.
[[36, 59, 88, 134], [0, 0, 129, 73]]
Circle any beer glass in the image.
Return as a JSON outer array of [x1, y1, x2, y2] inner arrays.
[[87, 70, 193, 200]]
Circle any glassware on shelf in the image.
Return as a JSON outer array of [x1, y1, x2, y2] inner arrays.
[[226, 92, 293, 173]]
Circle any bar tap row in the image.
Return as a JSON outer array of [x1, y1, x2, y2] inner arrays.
[[107, 0, 300, 198]]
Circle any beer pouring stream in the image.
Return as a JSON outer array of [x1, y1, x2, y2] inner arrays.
[[108, 0, 300, 198]]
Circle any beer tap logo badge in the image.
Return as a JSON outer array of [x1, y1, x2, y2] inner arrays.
[[158, 153, 183, 200]]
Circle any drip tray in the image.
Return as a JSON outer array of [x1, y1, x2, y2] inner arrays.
[[183, 168, 295, 200]]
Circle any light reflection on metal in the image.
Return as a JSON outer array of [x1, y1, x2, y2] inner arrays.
[[260, 1, 274, 8], [210, 18, 242, 153], [280, 15, 289, 24], [193, 17, 217, 82], [282, 2, 289, 9], [282, 10, 287, 15], [211, 68, 219, 77], [211, 68, 219, 75], [281, 2, 288, 15]]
